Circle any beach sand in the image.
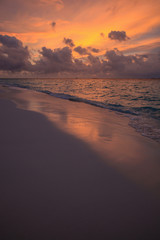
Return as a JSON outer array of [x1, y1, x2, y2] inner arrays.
[[0, 85, 160, 240]]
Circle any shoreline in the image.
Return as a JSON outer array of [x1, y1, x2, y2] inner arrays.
[[1, 80, 160, 143], [0, 85, 160, 239], [1, 85, 160, 190]]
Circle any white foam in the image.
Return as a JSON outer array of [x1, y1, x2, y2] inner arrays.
[[129, 116, 160, 142]]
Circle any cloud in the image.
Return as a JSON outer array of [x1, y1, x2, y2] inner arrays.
[[100, 32, 105, 38], [1, 35, 160, 78], [108, 31, 129, 41], [0, 0, 64, 34], [0, 0, 64, 20], [63, 38, 75, 47], [86, 54, 103, 74], [33, 46, 74, 73], [123, 42, 160, 55], [33, 46, 89, 74], [51, 21, 56, 28], [133, 25, 160, 42], [74, 46, 89, 55], [30, 46, 160, 78], [0, 35, 31, 72], [104, 48, 160, 78], [0, 35, 22, 48], [88, 47, 100, 53]]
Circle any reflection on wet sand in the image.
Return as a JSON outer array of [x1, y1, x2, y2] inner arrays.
[[2, 86, 160, 193]]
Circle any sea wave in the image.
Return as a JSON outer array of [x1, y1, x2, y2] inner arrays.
[[40, 90, 137, 115], [39, 91, 160, 142], [1, 81, 160, 143], [129, 116, 160, 142]]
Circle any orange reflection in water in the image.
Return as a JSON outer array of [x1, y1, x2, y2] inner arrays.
[[3, 86, 160, 193]]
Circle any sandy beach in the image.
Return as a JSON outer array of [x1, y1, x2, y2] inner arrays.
[[0, 85, 160, 240]]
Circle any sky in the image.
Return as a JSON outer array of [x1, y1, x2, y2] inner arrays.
[[0, 0, 160, 78]]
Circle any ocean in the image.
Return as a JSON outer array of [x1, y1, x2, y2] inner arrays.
[[0, 78, 160, 142]]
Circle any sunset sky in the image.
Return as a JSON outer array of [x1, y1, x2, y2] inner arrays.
[[0, 0, 160, 78]]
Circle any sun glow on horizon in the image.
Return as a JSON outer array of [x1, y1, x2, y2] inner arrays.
[[0, 0, 160, 77]]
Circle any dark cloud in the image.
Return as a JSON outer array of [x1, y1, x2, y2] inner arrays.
[[87, 54, 103, 74], [51, 22, 56, 28], [33, 46, 74, 73], [0, 35, 22, 48], [74, 46, 89, 55], [88, 47, 100, 53], [33, 46, 89, 74], [108, 31, 129, 41], [34, 47, 160, 78], [1, 35, 160, 78], [104, 49, 160, 78], [0, 35, 31, 72], [100, 32, 105, 38], [63, 38, 75, 47]]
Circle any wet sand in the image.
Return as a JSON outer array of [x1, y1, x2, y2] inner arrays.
[[0, 85, 160, 240]]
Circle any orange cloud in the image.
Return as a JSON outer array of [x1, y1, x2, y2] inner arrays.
[[0, 0, 159, 58]]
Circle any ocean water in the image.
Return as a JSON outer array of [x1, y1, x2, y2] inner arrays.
[[0, 78, 160, 142]]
